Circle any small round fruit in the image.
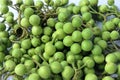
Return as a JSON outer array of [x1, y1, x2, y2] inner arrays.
[[84, 67, 95, 74], [93, 54, 105, 64], [32, 26, 42, 36], [85, 73, 98, 80], [15, 64, 26, 76], [43, 27, 52, 35], [54, 52, 65, 61], [102, 31, 110, 41], [20, 17, 30, 28], [80, 6, 89, 13], [82, 12, 92, 22], [61, 0, 68, 5], [21, 39, 31, 49], [99, 5, 108, 13], [112, 18, 120, 25], [31, 37, 41, 47], [93, 27, 101, 35], [24, 7, 34, 18], [97, 40, 107, 49], [72, 30, 82, 42], [6, 16, 13, 23], [107, 0, 114, 6], [63, 22, 74, 34], [4, 60, 16, 71], [0, 23, 6, 31], [29, 15, 40, 26], [117, 64, 120, 76], [0, 0, 8, 5], [24, 60, 35, 71], [81, 40, 93, 51], [62, 66, 75, 80], [56, 29, 66, 40], [114, 51, 120, 61], [79, 0, 89, 7], [110, 30, 119, 40], [35, 0, 43, 9], [0, 5, 9, 14], [72, 17, 82, 28], [41, 35, 50, 43], [63, 36, 73, 47], [28, 73, 41, 80], [61, 61, 68, 68], [70, 43, 81, 54], [43, 52, 50, 61], [12, 48, 23, 58], [38, 66, 51, 79], [105, 21, 115, 31], [85, 59, 95, 68], [45, 42, 56, 56], [102, 76, 114, 80], [67, 54, 75, 64], [92, 45, 102, 55], [24, 0, 34, 6], [105, 53, 117, 63], [105, 62, 117, 74], [47, 18, 56, 27], [55, 22, 64, 30], [58, 12, 68, 22], [72, 6, 80, 14], [82, 28, 93, 39], [55, 41, 64, 50], [89, 0, 98, 6], [50, 61, 63, 74]]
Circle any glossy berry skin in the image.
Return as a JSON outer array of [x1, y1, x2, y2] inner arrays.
[[38, 66, 51, 79], [81, 40, 93, 51]]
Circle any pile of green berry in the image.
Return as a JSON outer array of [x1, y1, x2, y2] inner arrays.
[[0, 0, 120, 80]]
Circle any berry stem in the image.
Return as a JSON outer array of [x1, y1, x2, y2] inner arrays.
[[39, 53, 47, 62], [72, 69, 82, 80], [89, 6, 106, 23], [110, 39, 119, 50]]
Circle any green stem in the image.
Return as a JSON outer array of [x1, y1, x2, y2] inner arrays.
[[30, 6, 37, 8], [110, 39, 119, 50], [39, 53, 47, 62], [90, 11, 106, 23], [72, 62, 76, 70], [45, 12, 57, 16], [10, 40, 20, 43], [23, 55, 41, 67], [32, 59, 41, 67], [102, 71, 107, 75], [52, 35, 58, 44], [106, 12, 116, 17], [89, 6, 98, 13], [72, 69, 81, 80], [89, 6, 107, 23], [78, 63, 86, 70]]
